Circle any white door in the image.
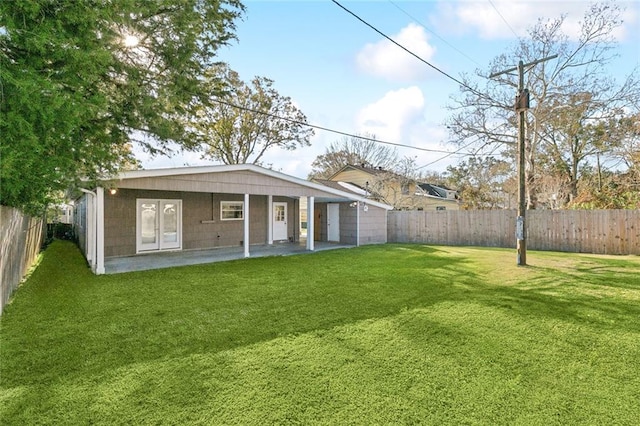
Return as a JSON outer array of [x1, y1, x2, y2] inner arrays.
[[273, 202, 288, 241], [137, 199, 182, 252], [327, 203, 340, 242], [159, 201, 181, 250]]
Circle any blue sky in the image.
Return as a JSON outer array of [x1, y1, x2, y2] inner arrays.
[[139, 0, 640, 178]]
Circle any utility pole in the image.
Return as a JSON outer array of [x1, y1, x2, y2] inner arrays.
[[489, 55, 557, 266]]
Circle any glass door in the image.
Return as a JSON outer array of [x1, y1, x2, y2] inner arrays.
[[160, 201, 180, 249], [137, 199, 182, 252], [138, 200, 159, 251]]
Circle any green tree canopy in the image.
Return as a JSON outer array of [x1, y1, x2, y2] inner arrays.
[[186, 64, 314, 165], [1, 0, 244, 213]]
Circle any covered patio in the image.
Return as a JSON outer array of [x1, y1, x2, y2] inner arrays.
[[76, 164, 390, 274], [104, 240, 354, 274]]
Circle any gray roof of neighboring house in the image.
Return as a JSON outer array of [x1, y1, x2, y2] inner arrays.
[[312, 179, 370, 196], [328, 163, 400, 180], [418, 183, 455, 199]]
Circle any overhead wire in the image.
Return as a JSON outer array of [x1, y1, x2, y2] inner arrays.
[[330, 0, 492, 102], [417, 136, 486, 169], [211, 97, 476, 156], [487, 0, 520, 39], [387, 0, 482, 68]]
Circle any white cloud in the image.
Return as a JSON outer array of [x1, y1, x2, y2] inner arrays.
[[356, 86, 425, 142], [356, 23, 437, 81], [433, 0, 638, 42]]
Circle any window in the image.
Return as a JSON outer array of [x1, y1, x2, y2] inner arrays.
[[221, 201, 244, 220], [436, 206, 446, 211]]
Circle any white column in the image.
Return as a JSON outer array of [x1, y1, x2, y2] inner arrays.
[[306, 196, 314, 251], [267, 195, 273, 245], [87, 193, 95, 267], [356, 201, 361, 247], [96, 186, 105, 275], [244, 193, 250, 258]]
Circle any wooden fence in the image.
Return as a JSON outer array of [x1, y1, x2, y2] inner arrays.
[[0, 206, 45, 314], [388, 209, 640, 255]]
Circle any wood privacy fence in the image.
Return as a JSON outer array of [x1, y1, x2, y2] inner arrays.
[[388, 209, 640, 255], [0, 206, 45, 314]]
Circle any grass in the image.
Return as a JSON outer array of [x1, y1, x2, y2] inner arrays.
[[1, 241, 639, 425]]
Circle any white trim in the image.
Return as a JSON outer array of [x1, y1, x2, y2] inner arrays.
[[110, 163, 392, 211], [307, 196, 314, 251], [243, 194, 250, 258], [267, 195, 273, 244], [136, 198, 182, 253], [272, 202, 288, 241], [220, 200, 244, 221], [356, 201, 360, 247], [79, 189, 96, 271], [96, 187, 105, 275]]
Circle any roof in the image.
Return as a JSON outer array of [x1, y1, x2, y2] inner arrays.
[[328, 163, 401, 180], [102, 164, 393, 210], [312, 179, 370, 197]]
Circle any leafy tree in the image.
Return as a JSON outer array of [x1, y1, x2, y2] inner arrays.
[[446, 2, 640, 209], [1, 0, 244, 213], [571, 113, 640, 208], [186, 64, 314, 165], [308, 134, 399, 179], [445, 157, 515, 209]]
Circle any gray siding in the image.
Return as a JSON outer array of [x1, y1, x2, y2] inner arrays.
[[358, 204, 387, 244], [104, 189, 297, 257]]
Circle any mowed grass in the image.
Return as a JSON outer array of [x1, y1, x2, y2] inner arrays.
[[1, 241, 639, 425]]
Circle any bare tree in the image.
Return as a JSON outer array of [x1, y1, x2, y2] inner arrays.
[[308, 134, 399, 179], [447, 2, 640, 209]]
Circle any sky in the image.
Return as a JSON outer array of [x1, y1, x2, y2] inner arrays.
[[137, 0, 640, 179]]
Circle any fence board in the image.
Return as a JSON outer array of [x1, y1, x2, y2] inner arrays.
[[388, 209, 640, 255], [1, 206, 45, 314]]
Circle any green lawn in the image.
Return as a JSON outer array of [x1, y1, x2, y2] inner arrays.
[[1, 241, 639, 425]]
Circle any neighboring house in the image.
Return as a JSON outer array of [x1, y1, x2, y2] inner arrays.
[[416, 183, 460, 211], [74, 164, 391, 274], [327, 164, 459, 211]]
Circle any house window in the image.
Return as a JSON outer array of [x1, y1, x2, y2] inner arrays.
[[436, 206, 446, 211], [221, 201, 244, 220]]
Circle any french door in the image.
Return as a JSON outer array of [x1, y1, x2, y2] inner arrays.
[[137, 199, 182, 253]]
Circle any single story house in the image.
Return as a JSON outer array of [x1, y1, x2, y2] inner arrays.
[[74, 164, 391, 274]]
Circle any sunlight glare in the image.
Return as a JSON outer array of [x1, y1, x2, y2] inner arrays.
[[123, 34, 139, 48]]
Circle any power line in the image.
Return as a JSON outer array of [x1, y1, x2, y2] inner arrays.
[[212, 97, 475, 156], [331, 0, 490, 101], [417, 136, 486, 169], [387, 0, 482, 68], [487, 0, 519, 39]]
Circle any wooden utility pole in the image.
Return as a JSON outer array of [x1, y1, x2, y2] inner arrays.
[[490, 55, 557, 266]]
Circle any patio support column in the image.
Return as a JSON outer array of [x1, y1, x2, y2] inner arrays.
[[306, 196, 314, 251], [95, 186, 105, 274], [243, 193, 250, 258], [356, 200, 361, 247], [87, 195, 94, 267], [267, 195, 273, 245]]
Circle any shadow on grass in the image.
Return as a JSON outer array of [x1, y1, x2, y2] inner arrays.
[[1, 241, 639, 390]]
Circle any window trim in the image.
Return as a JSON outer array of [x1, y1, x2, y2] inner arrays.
[[220, 201, 244, 221]]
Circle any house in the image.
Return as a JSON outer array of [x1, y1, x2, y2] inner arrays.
[[416, 183, 459, 211], [73, 164, 392, 274], [327, 164, 459, 211]]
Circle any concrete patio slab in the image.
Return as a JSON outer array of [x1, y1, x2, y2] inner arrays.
[[104, 240, 355, 274]]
